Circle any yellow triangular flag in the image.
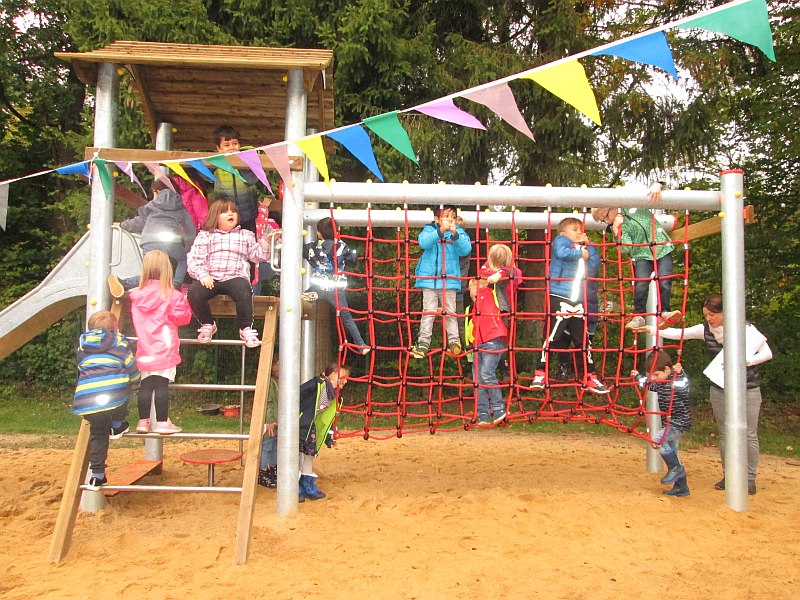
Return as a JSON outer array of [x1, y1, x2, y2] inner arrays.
[[522, 60, 601, 126], [163, 161, 203, 193], [294, 135, 330, 184]]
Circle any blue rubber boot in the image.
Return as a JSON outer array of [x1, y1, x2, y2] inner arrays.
[[299, 474, 326, 500], [660, 450, 686, 485], [663, 475, 690, 497]]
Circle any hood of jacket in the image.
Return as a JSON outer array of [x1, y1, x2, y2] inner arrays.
[[128, 281, 168, 312], [79, 327, 119, 354], [151, 188, 185, 212]]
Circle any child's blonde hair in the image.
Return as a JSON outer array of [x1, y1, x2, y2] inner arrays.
[[88, 310, 118, 331], [139, 250, 174, 299], [487, 244, 513, 270], [204, 199, 238, 230], [557, 217, 583, 233]]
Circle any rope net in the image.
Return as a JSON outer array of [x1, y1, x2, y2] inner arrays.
[[319, 206, 691, 443]]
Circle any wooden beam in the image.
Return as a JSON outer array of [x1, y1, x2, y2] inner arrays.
[[48, 419, 91, 564], [128, 65, 158, 140], [670, 205, 755, 243], [84, 148, 304, 171]]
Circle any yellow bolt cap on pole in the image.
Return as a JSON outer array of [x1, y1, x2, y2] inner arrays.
[[90, 299, 97, 306], [718, 212, 726, 218]]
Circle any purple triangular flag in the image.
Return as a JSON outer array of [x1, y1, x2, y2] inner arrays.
[[463, 84, 535, 140], [416, 98, 486, 129]]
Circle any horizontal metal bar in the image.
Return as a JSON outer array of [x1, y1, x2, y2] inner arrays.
[[83, 485, 242, 493], [304, 182, 721, 211], [128, 336, 249, 347], [123, 432, 249, 440], [169, 383, 256, 392], [304, 208, 677, 231]]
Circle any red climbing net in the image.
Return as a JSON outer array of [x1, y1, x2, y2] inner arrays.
[[321, 205, 691, 444]]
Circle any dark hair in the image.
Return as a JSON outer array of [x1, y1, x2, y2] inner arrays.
[[213, 125, 241, 147], [323, 362, 350, 377], [431, 205, 458, 219], [316, 217, 335, 240], [204, 199, 238, 230], [643, 350, 673, 372], [151, 178, 169, 195], [703, 293, 723, 314]]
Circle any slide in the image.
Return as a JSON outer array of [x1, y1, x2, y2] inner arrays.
[[0, 227, 143, 361]]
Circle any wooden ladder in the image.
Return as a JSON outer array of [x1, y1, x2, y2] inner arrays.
[[47, 300, 278, 565]]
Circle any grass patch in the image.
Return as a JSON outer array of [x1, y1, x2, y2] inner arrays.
[[1, 385, 797, 459]]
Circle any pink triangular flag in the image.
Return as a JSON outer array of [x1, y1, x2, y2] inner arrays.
[[142, 162, 176, 192], [416, 99, 486, 129], [264, 144, 294, 201], [463, 83, 535, 140], [238, 149, 274, 196], [113, 161, 147, 196]]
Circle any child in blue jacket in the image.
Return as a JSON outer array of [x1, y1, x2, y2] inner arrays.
[[411, 206, 472, 357], [530, 218, 608, 394], [73, 311, 140, 490]]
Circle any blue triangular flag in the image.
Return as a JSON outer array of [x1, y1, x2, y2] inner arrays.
[[55, 161, 92, 178], [592, 31, 679, 80], [327, 125, 384, 182], [186, 159, 220, 185]]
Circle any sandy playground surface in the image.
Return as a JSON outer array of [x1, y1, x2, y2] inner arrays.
[[1, 430, 799, 599]]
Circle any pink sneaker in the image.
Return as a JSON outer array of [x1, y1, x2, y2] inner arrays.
[[135, 419, 151, 433], [154, 419, 182, 434], [239, 326, 262, 348], [197, 322, 217, 343]]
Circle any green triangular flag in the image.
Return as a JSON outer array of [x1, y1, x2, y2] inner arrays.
[[94, 159, 114, 200], [363, 112, 418, 164], [678, 0, 775, 61], [205, 155, 248, 183]]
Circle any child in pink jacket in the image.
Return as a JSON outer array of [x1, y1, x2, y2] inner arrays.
[[129, 250, 193, 434]]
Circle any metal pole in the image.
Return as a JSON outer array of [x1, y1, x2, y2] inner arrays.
[[144, 121, 173, 466], [276, 68, 307, 516], [720, 169, 748, 511], [304, 182, 721, 210], [81, 62, 119, 513], [301, 128, 319, 382], [644, 281, 661, 472]]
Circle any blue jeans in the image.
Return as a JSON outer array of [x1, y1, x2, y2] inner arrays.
[[474, 337, 506, 421], [252, 261, 277, 296], [142, 241, 187, 288], [633, 253, 673, 314], [260, 435, 277, 469], [314, 286, 366, 346], [653, 425, 683, 456]]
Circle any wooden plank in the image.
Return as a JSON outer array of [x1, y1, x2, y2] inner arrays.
[[103, 460, 163, 497], [234, 301, 278, 564], [48, 419, 91, 565], [83, 148, 305, 171], [670, 205, 755, 242]]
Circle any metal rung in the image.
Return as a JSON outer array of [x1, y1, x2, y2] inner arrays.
[[169, 383, 256, 392], [82, 484, 242, 493], [124, 432, 249, 440], [128, 336, 255, 347]]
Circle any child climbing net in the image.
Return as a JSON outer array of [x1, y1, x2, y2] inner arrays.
[[315, 204, 691, 444]]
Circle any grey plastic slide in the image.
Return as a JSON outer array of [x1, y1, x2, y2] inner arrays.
[[0, 227, 143, 360]]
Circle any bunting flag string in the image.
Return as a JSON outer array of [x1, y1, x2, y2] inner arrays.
[[0, 0, 776, 212]]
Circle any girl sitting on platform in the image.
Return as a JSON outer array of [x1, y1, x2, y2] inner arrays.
[[186, 199, 270, 347], [129, 251, 193, 434]]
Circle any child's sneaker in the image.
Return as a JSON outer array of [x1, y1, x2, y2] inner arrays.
[[197, 322, 217, 343], [301, 291, 318, 302], [625, 316, 647, 331], [410, 342, 429, 358], [492, 410, 507, 424], [135, 418, 151, 433], [109, 421, 129, 440], [154, 419, 182, 434], [529, 370, 546, 390], [659, 310, 683, 328], [355, 345, 371, 355], [86, 475, 107, 491], [107, 274, 125, 298], [239, 326, 262, 348], [583, 374, 610, 395], [447, 341, 462, 355]]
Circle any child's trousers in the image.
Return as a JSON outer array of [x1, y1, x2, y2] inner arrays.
[[418, 288, 459, 346], [633, 253, 673, 314], [84, 404, 128, 473]]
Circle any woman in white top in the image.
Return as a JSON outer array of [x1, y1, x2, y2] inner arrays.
[[652, 293, 772, 495]]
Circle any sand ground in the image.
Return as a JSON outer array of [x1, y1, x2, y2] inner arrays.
[[2, 431, 799, 599]]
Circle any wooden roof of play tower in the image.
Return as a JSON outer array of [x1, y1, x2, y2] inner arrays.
[[56, 41, 335, 152]]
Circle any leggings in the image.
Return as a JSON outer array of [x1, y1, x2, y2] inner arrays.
[[138, 375, 170, 422]]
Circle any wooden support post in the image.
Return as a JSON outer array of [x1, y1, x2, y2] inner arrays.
[[47, 419, 91, 564], [233, 303, 278, 564]]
